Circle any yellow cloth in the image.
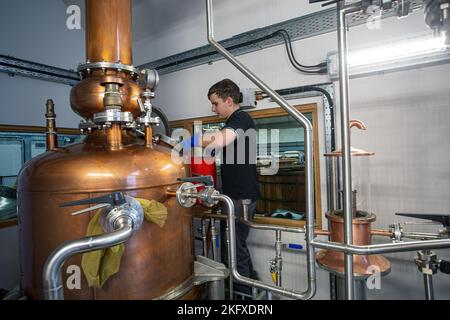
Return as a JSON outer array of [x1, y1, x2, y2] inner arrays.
[[136, 198, 168, 227], [81, 198, 168, 288]]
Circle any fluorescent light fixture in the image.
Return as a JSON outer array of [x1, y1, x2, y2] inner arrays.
[[327, 34, 450, 80]]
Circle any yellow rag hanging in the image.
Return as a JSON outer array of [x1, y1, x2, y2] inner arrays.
[[81, 198, 168, 288], [136, 198, 168, 227]]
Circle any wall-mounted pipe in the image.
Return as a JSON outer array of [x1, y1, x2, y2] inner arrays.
[[336, 1, 364, 300], [43, 219, 133, 300], [206, 0, 316, 299]]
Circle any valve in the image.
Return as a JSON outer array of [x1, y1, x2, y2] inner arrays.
[[269, 259, 277, 284], [60, 191, 144, 233], [389, 222, 403, 242], [415, 250, 439, 275], [176, 175, 219, 208], [136, 69, 161, 127]]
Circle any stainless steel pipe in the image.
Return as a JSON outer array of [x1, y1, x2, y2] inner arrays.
[[424, 274, 434, 300], [311, 238, 450, 255], [206, 0, 316, 299], [275, 230, 282, 287], [213, 193, 316, 299], [225, 218, 233, 299], [337, 1, 363, 300], [43, 219, 133, 300]]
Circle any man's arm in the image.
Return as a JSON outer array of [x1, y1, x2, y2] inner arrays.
[[201, 128, 237, 149]]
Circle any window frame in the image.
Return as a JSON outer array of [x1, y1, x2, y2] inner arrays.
[[170, 103, 322, 228]]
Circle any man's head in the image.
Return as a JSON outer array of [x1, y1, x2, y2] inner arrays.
[[207, 79, 240, 118]]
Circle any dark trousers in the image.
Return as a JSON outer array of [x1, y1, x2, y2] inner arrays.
[[220, 199, 258, 295]]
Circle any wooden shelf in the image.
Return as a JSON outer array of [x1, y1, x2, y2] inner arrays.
[[0, 218, 18, 229], [253, 215, 306, 228]]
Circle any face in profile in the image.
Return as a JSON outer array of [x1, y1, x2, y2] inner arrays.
[[209, 93, 232, 118]]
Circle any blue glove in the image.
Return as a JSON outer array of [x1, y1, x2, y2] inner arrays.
[[180, 134, 201, 149]]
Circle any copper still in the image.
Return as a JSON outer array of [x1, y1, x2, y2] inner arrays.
[[18, 0, 197, 299], [316, 121, 391, 288]]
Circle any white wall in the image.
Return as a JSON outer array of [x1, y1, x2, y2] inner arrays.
[[147, 2, 450, 300], [133, 0, 325, 64], [0, 0, 84, 127]]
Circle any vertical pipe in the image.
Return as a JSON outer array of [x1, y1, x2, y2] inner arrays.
[[145, 126, 153, 147], [423, 274, 434, 300], [86, 0, 133, 64], [225, 219, 233, 299], [337, 1, 359, 300], [275, 230, 282, 287], [107, 123, 122, 149], [45, 99, 58, 151], [211, 218, 218, 261], [201, 219, 208, 257], [209, 279, 225, 300]]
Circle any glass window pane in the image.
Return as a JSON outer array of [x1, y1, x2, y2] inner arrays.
[[31, 140, 47, 158], [0, 138, 23, 187], [254, 112, 313, 219]]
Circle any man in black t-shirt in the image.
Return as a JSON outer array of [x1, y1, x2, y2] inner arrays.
[[200, 79, 261, 296]]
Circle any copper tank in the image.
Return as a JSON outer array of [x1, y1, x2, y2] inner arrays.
[[316, 210, 391, 277], [18, 0, 197, 299]]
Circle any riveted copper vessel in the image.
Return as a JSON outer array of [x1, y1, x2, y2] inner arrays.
[[316, 210, 391, 277], [18, 0, 197, 300]]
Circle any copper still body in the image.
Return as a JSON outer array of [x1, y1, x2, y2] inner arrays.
[[18, 0, 197, 299]]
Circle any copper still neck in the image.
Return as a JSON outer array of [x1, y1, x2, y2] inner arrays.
[[70, 0, 142, 129], [86, 0, 133, 65]]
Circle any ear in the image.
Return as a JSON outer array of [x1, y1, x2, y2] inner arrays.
[[225, 96, 234, 106]]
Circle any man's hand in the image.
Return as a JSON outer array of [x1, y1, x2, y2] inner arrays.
[[179, 134, 202, 150]]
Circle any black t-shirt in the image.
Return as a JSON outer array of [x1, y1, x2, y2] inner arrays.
[[220, 108, 261, 200]]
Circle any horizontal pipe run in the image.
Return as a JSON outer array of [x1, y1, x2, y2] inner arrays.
[[241, 219, 306, 234], [370, 229, 393, 237], [311, 238, 450, 255], [194, 211, 306, 233]]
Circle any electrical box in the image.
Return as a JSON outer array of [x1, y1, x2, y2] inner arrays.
[[240, 88, 257, 109]]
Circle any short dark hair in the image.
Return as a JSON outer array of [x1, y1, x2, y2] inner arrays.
[[207, 79, 240, 104]]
